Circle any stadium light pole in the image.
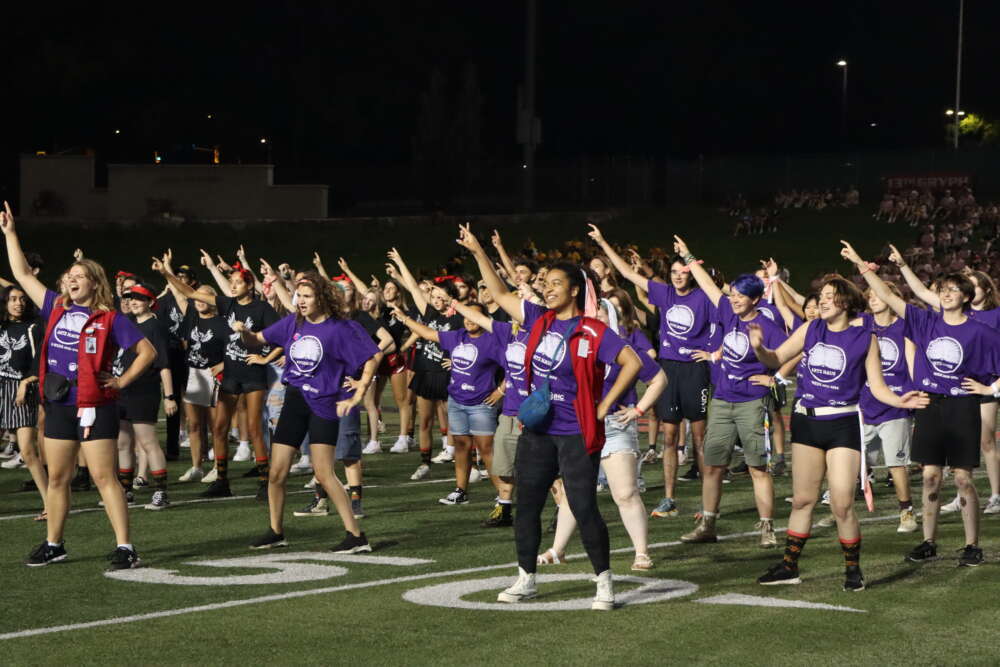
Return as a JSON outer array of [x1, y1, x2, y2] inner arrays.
[[952, 0, 964, 150], [836, 60, 848, 143]]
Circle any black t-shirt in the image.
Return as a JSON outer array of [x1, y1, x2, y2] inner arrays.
[[114, 315, 169, 394], [487, 305, 511, 323], [0, 319, 44, 380], [353, 311, 382, 342], [181, 308, 229, 370], [380, 310, 410, 349], [409, 307, 463, 373], [156, 291, 186, 349], [215, 294, 280, 369]]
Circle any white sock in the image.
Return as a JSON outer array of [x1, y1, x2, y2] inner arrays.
[[47, 541, 62, 548], [117, 543, 134, 551], [239, 440, 250, 448], [498, 498, 512, 505]]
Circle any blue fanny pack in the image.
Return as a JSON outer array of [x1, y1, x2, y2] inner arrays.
[[518, 334, 567, 431]]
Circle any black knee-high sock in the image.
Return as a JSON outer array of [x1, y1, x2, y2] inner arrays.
[[783, 531, 809, 569], [840, 537, 861, 568]]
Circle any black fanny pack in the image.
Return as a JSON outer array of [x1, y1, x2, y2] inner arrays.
[[43, 373, 75, 402]]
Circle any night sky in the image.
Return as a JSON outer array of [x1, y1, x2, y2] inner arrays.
[[3, 1, 995, 181]]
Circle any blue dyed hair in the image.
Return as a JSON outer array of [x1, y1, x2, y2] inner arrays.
[[730, 273, 765, 300]]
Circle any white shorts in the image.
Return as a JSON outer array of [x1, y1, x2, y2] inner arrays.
[[863, 417, 913, 467], [185, 367, 219, 408], [601, 413, 639, 459]]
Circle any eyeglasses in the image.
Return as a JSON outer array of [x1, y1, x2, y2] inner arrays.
[[937, 286, 962, 294]]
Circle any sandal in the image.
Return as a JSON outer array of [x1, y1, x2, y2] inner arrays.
[[536, 548, 563, 566], [631, 553, 653, 571], [33, 511, 47, 522]]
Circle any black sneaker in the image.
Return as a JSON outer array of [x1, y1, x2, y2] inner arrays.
[[439, 488, 469, 505], [106, 546, 141, 570], [250, 528, 288, 550], [331, 531, 372, 554], [843, 565, 866, 591], [25, 541, 67, 567], [201, 479, 233, 498], [757, 562, 801, 585], [906, 539, 938, 563], [678, 465, 700, 482], [255, 480, 269, 502], [482, 503, 514, 527], [958, 544, 984, 567], [70, 470, 91, 492]]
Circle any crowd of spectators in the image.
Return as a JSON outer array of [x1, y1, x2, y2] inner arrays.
[[774, 187, 859, 211]]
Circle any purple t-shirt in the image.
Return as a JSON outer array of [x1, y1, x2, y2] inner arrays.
[[522, 300, 628, 435], [492, 320, 530, 417], [646, 282, 715, 361], [755, 300, 783, 329], [796, 318, 872, 417], [967, 307, 1000, 330], [438, 329, 504, 406], [41, 290, 145, 406], [262, 315, 379, 421], [905, 304, 1000, 396], [715, 298, 787, 403], [603, 328, 657, 409], [859, 314, 911, 424]]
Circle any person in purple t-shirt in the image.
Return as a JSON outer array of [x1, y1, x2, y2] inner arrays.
[[751, 268, 928, 591], [2, 201, 155, 571], [392, 299, 504, 507], [887, 244, 1000, 516], [236, 272, 379, 555], [845, 241, 1000, 568], [667, 245, 790, 549]]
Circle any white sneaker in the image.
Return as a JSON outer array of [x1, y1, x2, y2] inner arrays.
[[592, 569, 615, 611], [410, 463, 431, 481], [497, 567, 537, 603], [201, 467, 219, 483], [897, 507, 918, 533], [233, 442, 253, 462], [389, 436, 409, 454], [939, 496, 961, 514], [1, 453, 24, 469], [0, 442, 15, 459], [431, 447, 455, 464], [178, 467, 205, 483], [144, 490, 170, 511], [362, 441, 382, 455], [304, 476, 318, 490], [180, 436, 191, 449], [289, 455, 313, 475], [469, 467, 482, 483], [983, 495, 1000, 515]]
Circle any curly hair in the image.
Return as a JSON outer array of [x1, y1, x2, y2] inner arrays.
[[61, 259, 116, 311], [294, 271, 343, 324]]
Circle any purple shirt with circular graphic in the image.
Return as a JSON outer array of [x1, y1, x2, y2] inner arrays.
[[438, 328, 504, 406], [603, 328, 657, 410], [795, 318, 872, 418], [904, 304, 1000, 396], [859, 314, 911, 425], [967, 306, 1000, 331], [522, 300, 628, 435], [490, 319, 530, 417], [755, 300, 783, 330], [646, 281, 715, 361], [262, 315, 379, 421], [41, 290, 145, 406], [714, 298, 788, 403]]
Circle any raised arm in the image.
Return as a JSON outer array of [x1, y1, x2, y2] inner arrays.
[[160, 250, 190, 314], [770, 275, 803, 330], [840, 241, 907, 318], [312, 252, 330, 280], [672, 235, 723, 306], [390, 306, 440, 343], [199, 249, 232, 296], [456, 223, 522, 321], [888, 243, 940, 309], [0, 202, 47, 307], [490, 230, 518, 282], [387, 248, 429, 316], [235, 245, 263, 295], [152, 256, 216, 307], [585, 223, 650, 292], [433, 286, 497, 331], [259, 259, 292, 312], [338, 257, 369, 296], [749, 320, 809, 369]]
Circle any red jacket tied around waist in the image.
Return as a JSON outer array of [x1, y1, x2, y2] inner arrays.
[[37, 302, 120, 407]]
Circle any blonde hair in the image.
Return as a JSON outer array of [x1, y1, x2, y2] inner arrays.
[[62, 260, 116, 311]]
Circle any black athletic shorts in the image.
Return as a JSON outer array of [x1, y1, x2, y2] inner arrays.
[[912, 394, 981, 468], [409, 371, 449, 401], [119, 390, 160, 423], [220, 375, 269, 396], [44, 401, 120, 441], [979, 394, 998, 405], [272, 385, 340, 448], [790, 412, 861, 452], [654, 359, 710, 423]]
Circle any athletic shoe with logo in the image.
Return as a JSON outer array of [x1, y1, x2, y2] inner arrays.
[[289, 456, 313, 475], [201, 467, 219, 484], [592, 570, 615, 611], [200, 479, 233, 498], [939, 496, 961, 514], [410, 463, 431, 481], [843, 565, 866, 591], [431, 448, 455, 464], [678, 465, 699, 482], [1, 453, 24, 469], [983, 495, 1000, 515], [906, 539, 938, 563], [178, 467, 204, 483], [144, 490, 170, 511], [897, 507, 918, 533], [958, 544, 984, 567], [757, 519, 777, 548], [250, 528, 287, 550], [497, 567, 537, 603], [294, 496, 329, 517], [641, 447, 658, 465], [255, 480, 269, 502], [757, 562, 801, 585], [439, 488, 469, 505], [362, 441, 382, 455], [132, 476, 148, 490], [388, 436, 409, 454], [650, 497, 679, 518], [331, 531, 371, 554], [482, 503, 513, 527], [106, 546, 141, 570], [25, 541, 67, 567]]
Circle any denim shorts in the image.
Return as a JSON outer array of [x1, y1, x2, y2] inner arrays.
[[447, 397, 498, 436], [601, 414, 639, 458]]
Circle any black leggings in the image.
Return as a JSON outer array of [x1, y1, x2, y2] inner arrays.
[[514, 430, 609, 575]]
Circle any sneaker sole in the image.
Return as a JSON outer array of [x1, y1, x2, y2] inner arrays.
[[591, 600, 615, 611], [958, 560, 983, 567], [905, 555, 938, 563], [106, 558, 142, 571], [25, 554, 68, 567], [758, 577, 802, 585], [143, 504, 170, 511], [497, 591, 537, 603], [438, 499, 470, 505], [896, 525, 919, 533], [250, 540, 288, 550], [650, 510, 679, 518], [332, 544, 372, 554], [843, 583, 866, 591], [293, 511, 329, 517]]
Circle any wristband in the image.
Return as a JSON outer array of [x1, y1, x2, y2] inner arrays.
[[774, 372, 790, 386], [634, 406, 645, 417], [683, 253, 696, 264], [858, 261, 878, 275]]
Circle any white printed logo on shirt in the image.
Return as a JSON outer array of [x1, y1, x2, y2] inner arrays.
[[531, 331, 567, 376], [0, 331, 28, 378], [665, 304, 695, 336], [506, 341, 527, 379], [926, 336, 963, 375], [289, 335, 323, 375], [806, 343, 847, 383], [450, 343, 478, 373], [877, 336, 900, 372], [723, 330, 750, 363], [53, 311, 89, 347]]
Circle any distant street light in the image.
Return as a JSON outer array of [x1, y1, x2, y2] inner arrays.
[[113, 129, 121, 135], [836, 60, 848, 142], [945, 109, 966, 116], [260, 138, 267, 144]]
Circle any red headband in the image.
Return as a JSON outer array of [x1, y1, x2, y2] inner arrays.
[[127, 284, 157, 306], [331, 274, 350, 282], [231, 261, 253, 283], [433, 275, 458, 284], [116, 270, 136, 279]]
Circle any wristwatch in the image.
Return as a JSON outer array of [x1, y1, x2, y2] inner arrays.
[[164, 394, 176, 401]]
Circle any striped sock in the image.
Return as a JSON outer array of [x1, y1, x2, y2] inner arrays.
[[117, 468, 134, 490], [840, 536, 861, 568], [782, 531, 809, 569]]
